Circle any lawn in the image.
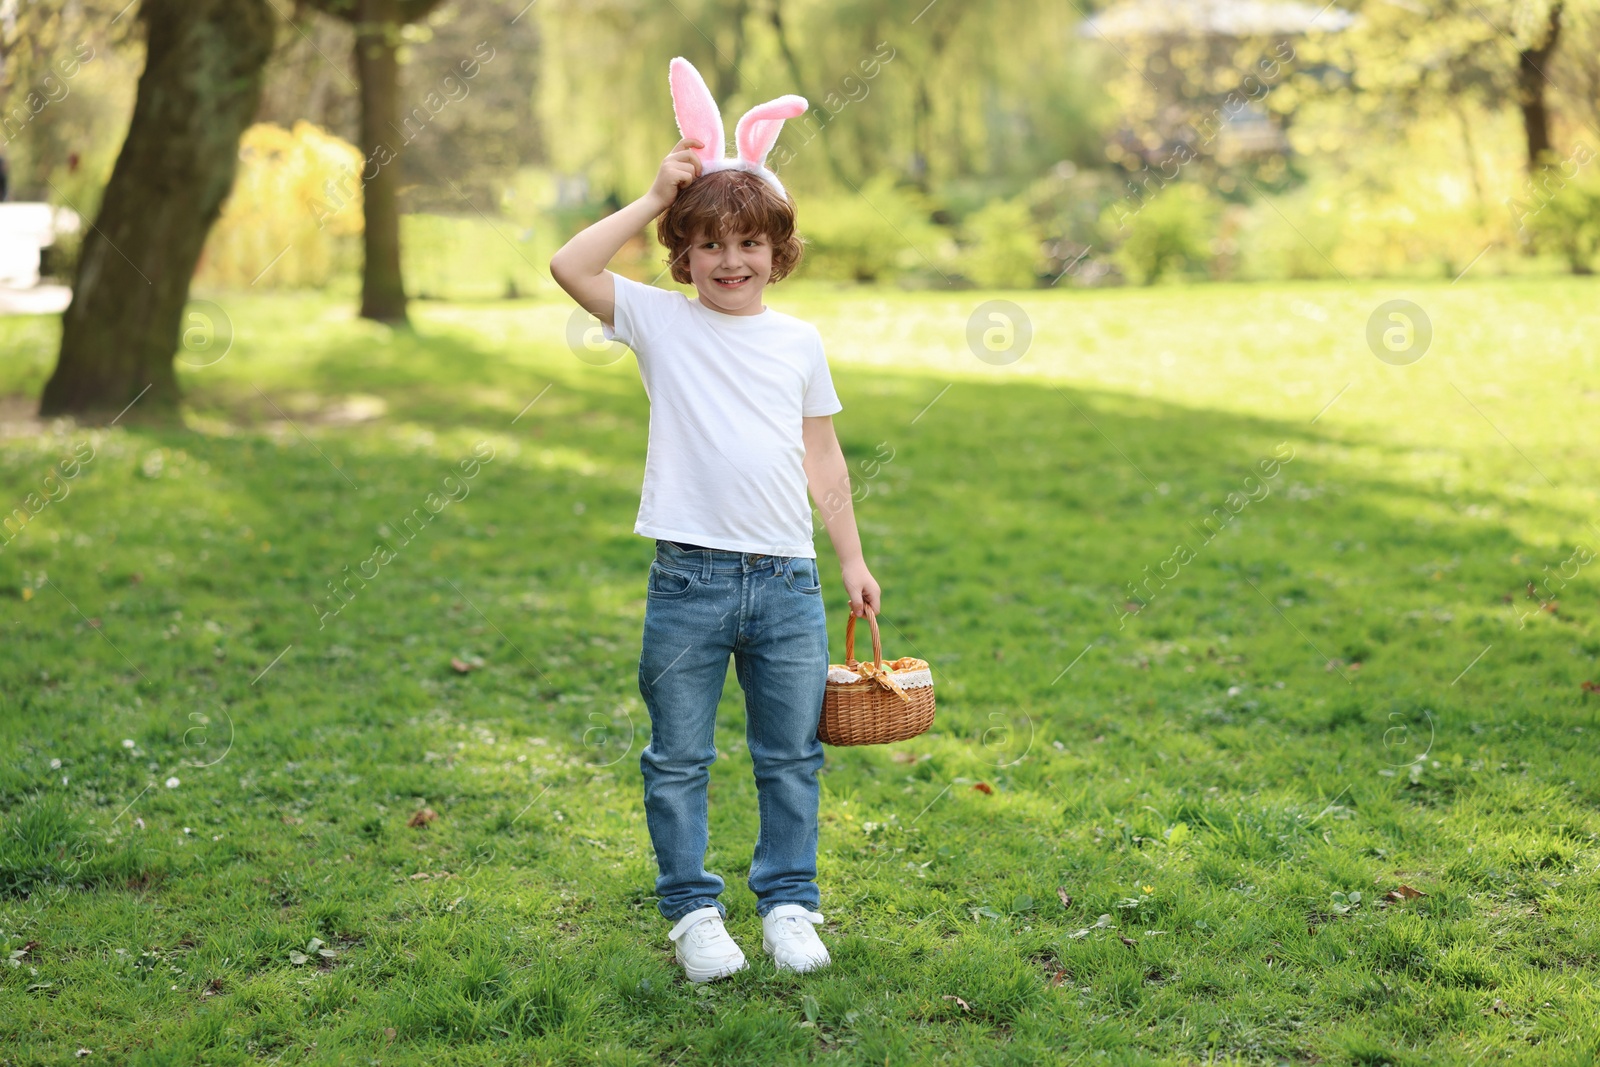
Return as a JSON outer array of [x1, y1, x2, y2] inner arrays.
[[1, 275, 1598, 1065]]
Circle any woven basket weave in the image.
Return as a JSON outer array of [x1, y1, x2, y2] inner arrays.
[[818, 609, 936, 746]]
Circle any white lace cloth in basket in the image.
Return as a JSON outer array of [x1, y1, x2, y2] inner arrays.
[[827, 665, 934, 688]]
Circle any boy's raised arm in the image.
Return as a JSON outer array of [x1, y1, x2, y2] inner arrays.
[[548, 138, 704, 327]]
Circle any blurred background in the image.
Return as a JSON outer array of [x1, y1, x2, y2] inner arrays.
[[2, 0, 1596, 354]]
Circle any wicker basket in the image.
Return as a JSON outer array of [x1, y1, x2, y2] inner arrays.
[[818, 609, 936, 746]]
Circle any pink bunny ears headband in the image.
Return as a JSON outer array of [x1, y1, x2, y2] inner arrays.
[[669, 56, 807, 199]]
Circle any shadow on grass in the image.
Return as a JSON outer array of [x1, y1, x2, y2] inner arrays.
[[4, 312, 1590, 734]]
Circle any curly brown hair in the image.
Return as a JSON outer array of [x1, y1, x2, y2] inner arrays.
[[655, 170, 805, 285]]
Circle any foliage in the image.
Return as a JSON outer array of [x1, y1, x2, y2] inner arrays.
[[0, 0, 141, 208], [402, 211, 556, 301], [1231, 102, 1533, 281], [959, 197, 1044, 289], [1105, 181, 1221, 284], [790, 175, 945, 284], [193, 122, 363, 291], [534, 0, 1107, 201], [1520, 147, 1600, 274]]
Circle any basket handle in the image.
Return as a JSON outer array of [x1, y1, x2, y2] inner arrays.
[[843, 608, 883, 669]]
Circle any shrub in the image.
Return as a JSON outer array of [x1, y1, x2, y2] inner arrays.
[[792, 175, 944, 283], [961, 196, 1044, 288], [1233, 180, 1349, 281], [1520, 147, 1600, 274], [1103, 182, 1220, 284]]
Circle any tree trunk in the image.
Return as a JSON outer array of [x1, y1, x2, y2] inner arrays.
[[1517, 2, 1562, 172], [354, 0, 408, 323], [38, 0, 273, 424]]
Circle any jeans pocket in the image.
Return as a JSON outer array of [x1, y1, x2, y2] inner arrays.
[[786, 558, 822, 595], [647, 560, 696, 599]]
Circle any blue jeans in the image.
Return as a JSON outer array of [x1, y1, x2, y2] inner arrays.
[[637, 538, 829, 923]]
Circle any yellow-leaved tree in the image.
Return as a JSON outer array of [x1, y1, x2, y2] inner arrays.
[[195, 121, 363, 290]]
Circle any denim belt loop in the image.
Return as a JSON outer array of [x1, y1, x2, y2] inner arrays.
[[701, 549, 714, 583]]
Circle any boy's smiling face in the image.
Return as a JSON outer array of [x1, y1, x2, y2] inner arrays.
[[686, 227, 773, 316]]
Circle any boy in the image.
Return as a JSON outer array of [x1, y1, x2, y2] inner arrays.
[[549, 136, 881, 982]]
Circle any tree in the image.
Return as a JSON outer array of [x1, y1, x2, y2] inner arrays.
[[37, 0, 274, 424], [1292, 0, 1597, 178], [304, 0, 446, 324], [1516, 2, 1562, 169]]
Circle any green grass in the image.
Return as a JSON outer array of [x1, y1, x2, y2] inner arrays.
[[1, 275, 1598, 1065]]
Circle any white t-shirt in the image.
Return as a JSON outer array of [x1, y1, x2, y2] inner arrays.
[[601, 271, 843, 558]]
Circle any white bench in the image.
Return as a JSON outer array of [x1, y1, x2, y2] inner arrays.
[[0, 202, 80, 288]]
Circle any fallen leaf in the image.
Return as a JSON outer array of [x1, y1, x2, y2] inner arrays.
[[76, 1050, 91, 1059], [1385, 884, 1427, 902], [1050, 968, 1068, 986], [18, 941, 38, 958], [1068, 914, 1114, 939], [1119, 936, 1138, 950], [450, 657, 475, 673], [972, 782, 993, 795], [1582, 681, 1600, 693], [384, 1027, 396, 1043], [407, 808, 438, 828], [940, 994, 970, 1012], [409, 872, 432, 880], [1056, 887, 1073, 909], [1542, 601, 1558, 614], [87, 618, 101, 629]]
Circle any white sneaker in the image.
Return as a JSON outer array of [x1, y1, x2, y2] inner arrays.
[[761, 904, 830, 973], [668, 906, 748, 983]]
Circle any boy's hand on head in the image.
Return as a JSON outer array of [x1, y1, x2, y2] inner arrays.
[[840, 559, 881, 619], [647, 138, 704, 213]]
